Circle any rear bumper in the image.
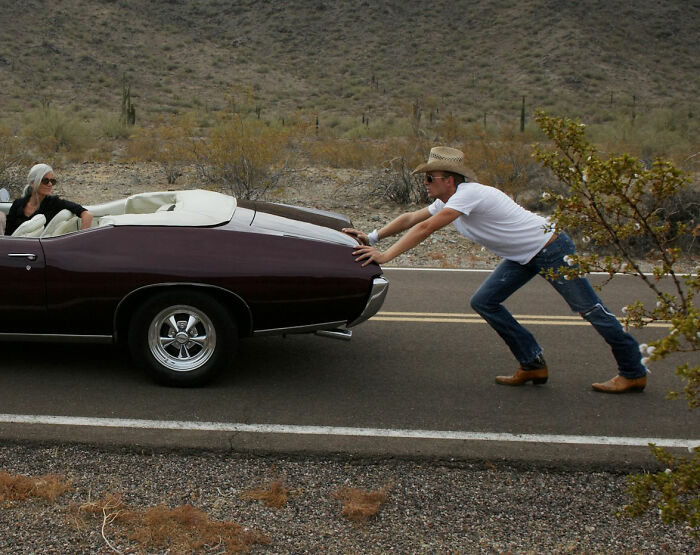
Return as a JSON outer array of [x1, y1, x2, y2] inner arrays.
[[348, 276, 389, 328]]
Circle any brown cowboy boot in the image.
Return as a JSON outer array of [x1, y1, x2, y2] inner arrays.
[[592, 374, 646, 393], [496, 355, 548, 386]]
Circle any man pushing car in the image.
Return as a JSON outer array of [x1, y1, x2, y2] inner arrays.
[[343, 146, 648, 393]]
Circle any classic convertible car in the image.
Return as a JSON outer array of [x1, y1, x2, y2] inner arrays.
[[0, 189, 388, 386]]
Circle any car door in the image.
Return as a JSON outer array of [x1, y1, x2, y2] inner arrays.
[[0, 236, 47, 333]]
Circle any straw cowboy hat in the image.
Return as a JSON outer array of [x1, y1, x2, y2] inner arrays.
[[411, 146, 477, 181]]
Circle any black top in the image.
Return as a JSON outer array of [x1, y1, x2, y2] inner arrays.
[[5, 194, 87, 236]]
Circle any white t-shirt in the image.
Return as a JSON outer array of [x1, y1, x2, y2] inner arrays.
[[428, 182, 554, 264]]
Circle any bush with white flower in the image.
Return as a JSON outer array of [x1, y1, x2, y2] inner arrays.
[[534, 111, 698, 407], [534, 112, 699, 532]]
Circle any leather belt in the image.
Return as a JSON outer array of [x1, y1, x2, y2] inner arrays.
[[543, 233, 558, 247]]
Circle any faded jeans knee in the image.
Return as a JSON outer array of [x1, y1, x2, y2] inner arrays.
[[469, 290, 491, 316]]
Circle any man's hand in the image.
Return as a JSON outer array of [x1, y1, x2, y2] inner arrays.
[[352, 245, 387, 267], [342, 227, 369, 245]]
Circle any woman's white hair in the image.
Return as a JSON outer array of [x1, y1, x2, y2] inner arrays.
[[23, 163, 53, 196]]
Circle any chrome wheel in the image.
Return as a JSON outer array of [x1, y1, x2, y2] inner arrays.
[[130, 290, 237, 386], [147, 304, 216, 372]]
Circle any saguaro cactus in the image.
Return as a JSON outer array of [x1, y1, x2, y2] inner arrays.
[[121, 74, 136, 126]]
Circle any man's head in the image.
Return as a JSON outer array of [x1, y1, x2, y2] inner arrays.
[[411, 146, 476, 183], [423, 171, 461, 200]]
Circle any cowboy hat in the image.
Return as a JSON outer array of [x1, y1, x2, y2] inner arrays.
[[411, 146, 476, 180]]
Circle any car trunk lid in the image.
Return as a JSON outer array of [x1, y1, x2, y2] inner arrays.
[[235, 200, 358, 246]]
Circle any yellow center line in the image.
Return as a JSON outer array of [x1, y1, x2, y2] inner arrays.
[[372, 312, 671, 328], [379, 311, 582, 320]]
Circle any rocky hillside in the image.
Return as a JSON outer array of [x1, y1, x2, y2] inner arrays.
[[1, 0, 697, 125]]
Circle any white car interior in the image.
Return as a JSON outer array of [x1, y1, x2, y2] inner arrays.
[[2, 190, 237, 238]]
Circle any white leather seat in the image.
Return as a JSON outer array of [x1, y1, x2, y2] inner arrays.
[[11, 214, 46, 237], [40, 209, 74, 237], [52, 216, 81, 236], [124, 192, 177, 214]]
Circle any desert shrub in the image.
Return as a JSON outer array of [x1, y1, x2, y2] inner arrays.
[[614, 186, 700, 259], [126, 113, 198, 183], [369, 137, 430, 205], [535, 112, 699, 532], [305, 137, 389, 169], [192, 115, 300, 199], [461, 125, 543, 203], [23, 105, 92, 156], [622, 446, 699, 532], [125, 125, 158, 161], [588, 108, 699, 164], [98, 113, 132, 140], [0, 127, 26, 194], [435, 113, 468, 144], [374, 156, 428, 205]]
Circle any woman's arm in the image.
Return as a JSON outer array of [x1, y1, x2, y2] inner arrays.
[[79, 210, 94, 229]]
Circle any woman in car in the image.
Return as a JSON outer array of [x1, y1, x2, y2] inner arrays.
[[5, 163, 93, 236]]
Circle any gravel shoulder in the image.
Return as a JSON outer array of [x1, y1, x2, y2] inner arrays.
[[0, 442, 696, 554]]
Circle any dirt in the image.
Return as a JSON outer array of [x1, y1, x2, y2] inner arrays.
[[32, 161, 696, 274], [54, 161, 502, 270]]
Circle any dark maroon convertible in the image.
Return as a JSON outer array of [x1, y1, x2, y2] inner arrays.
[[0, 190, 388, 386]]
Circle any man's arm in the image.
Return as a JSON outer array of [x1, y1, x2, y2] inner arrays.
[[343, 207, 432, 245], [353, 207, 462, 267]]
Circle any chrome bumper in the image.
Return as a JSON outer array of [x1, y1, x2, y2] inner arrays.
[[347, 276, 389, 328]]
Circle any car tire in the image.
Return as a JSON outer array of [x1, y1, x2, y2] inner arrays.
[[128, 290, 237, 386]]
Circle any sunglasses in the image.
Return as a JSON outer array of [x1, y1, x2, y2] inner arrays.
[[41, 178, 57, 186], [425, 175, 449, 183]]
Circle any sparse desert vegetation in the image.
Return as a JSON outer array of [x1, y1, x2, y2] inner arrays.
[[0, 0, 696, 180]]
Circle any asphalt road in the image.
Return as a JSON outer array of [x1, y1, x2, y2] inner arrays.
[[0, 267, 697, 467]]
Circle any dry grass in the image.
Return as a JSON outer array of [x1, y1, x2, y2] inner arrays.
[[304, 137, 395, 169], [1, 468, 396, 550], [241, 480, 290, 509], [333, 485, 391, 524], [75, 492, 271, 553], [0, 471, 72, 502]]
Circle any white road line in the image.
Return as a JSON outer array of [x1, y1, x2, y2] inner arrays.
[[382, 267, 681, 277], [0, 414, 696, 450]]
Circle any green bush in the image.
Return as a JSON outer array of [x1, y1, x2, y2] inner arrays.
[[23, 105, 92, 156], [192, 115, 302, 199], [98, 114, 132, 140], [534, 112, 699, 533], [0, 127, 26, 194]]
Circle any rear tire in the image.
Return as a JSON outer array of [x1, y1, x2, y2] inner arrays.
[[128, 290, 237, 386]]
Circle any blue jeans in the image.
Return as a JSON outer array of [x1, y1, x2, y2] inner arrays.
[[469, 233, 646, 378]]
